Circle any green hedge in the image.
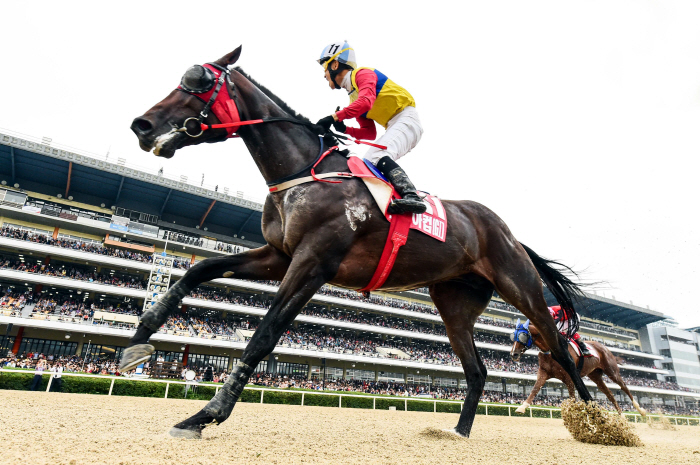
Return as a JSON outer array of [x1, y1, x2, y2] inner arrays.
[[375, 398, 405, 411], [437, 402, 461, 414], [341, 396, 374, 409], [240, 389, 262, 403], [303, 393, 338, 407], [485, 404, 512, 416], [407, 400, 434, 412], [263, 391, 303, 405], [0, 372, 48, 391]]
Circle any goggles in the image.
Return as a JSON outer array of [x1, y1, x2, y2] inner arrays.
[[510, 331, 530, 345], [180, 65, 217, 94], [510, 319, 533, 349]]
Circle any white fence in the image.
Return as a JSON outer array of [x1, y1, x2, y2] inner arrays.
[[2, 369, 698, 426]]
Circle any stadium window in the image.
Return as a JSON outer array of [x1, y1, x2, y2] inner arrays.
[[187, 354, 229, 371], [151, 350, 183, 363], [81, 344, 124, 361], [17, 338, 77, 358]]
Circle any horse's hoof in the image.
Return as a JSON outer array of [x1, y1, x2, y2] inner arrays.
[[515, 403, 529, 414], [443, 428, 468, 438], [119, 344, 155, 371], [168, 426, 202, 440]]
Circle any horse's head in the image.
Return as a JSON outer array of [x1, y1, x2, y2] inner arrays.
[[510, 318, 535, 361], [130, 46, 243, 159]]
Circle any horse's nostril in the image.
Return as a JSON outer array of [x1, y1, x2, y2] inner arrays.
[[131, 117, 154, 134]]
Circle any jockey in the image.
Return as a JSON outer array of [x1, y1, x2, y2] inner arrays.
[[549, 305, 591, 356], [315, 41, 426, 215]]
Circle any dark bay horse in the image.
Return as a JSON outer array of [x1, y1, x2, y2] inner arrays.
[[124, 45, 593, 438], [510, 319, 646, 416]]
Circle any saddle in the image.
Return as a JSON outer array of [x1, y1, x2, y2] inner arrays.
[[569, 341, 600, 360], [346, 157, 448, 292], [267, 150, 448, 293]]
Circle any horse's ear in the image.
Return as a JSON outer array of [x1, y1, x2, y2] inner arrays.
[[215, 46, 242, 68], [524, 320, 530, 329]]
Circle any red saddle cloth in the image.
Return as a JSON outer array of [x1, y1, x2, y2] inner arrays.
[[346, 157, 448, 292]]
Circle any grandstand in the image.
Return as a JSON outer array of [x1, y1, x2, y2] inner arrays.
[[0, 129, 698, 415]]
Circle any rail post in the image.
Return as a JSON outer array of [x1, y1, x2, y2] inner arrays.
[[434, 401, 437, 413], [405, 399, 407, 411], [549, 409, 553, 419], [216, 386, 219, 395], [109, 379, 115, 396], [260, 389, 264, 404], [301, 392, 305, 406], [508, 406, 511, 417], [485, 404, 488, 416], [529, 407, 532, 418], [164, 382, 169, 399], [45, 375, 53, 393], [373, 397, 376, 410]]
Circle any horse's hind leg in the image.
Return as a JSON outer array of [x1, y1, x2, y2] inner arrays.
[[603, 362, 647, 416], [429, 275, 493, 438], [488, 244, 592, 403], [120, 245, 290, 371], [588, 369, 622, 414]]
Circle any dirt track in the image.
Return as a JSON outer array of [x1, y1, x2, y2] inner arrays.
[[2, 391, 699, 464]]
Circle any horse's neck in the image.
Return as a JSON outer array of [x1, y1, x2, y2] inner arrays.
[[232, 72, 320, 184]]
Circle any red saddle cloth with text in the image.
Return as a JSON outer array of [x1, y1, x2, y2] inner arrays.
[[346, 157, 448, 292]]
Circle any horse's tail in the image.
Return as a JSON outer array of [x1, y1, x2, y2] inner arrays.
[[519, 242, 584, 341]]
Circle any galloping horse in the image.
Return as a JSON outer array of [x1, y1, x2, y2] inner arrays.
[[124, 46, 593, 439], [510, 319, 647, 416]]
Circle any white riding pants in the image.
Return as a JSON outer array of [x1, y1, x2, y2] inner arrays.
[[363, 106, 423, 164]]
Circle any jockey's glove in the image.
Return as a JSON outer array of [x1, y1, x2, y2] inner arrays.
[[332, 120, 346, 133], [316, 115, 335, 133]]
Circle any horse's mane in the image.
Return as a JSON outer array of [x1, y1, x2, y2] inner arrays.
[[233, 67, 347, 152], [234, 67, 312, 124]]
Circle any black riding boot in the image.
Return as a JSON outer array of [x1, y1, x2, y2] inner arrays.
[[576, 339, 591, 356], [376, 156, 426, 214]]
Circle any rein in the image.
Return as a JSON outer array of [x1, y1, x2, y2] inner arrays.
[[199, 119, 388, 150]]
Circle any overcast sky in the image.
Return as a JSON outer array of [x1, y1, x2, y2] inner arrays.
[[1, 1, 698, 327]]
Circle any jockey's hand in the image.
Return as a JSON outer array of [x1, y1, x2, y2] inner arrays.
[[332, 120, 347, 133], [315, 115, 335, 133]]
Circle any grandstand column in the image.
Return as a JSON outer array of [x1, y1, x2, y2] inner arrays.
[[182, 344, 190, 366], [190, 253, 196, 265], [52, 226, 59, 239], [11, 327, 24, 354]]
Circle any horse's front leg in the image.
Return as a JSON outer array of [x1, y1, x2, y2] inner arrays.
[[516, 368, 549, 414], [168, 247, 343, 439], [119, 245, 290, 371]]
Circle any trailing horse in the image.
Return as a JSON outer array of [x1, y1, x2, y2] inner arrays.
[[510, 319, 647, 416], [124, 46, 594, 439]]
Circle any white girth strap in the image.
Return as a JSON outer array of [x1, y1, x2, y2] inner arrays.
[[268, 172, 355, 192]]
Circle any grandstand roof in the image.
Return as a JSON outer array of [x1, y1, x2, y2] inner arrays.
[[544, 289, 667, 330], [0, 131, 266, 245]]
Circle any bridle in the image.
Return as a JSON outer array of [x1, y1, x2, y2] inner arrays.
[[175, 62, 241, 138]]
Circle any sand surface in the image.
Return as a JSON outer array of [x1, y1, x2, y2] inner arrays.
[[2, 391, 699, 464]]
